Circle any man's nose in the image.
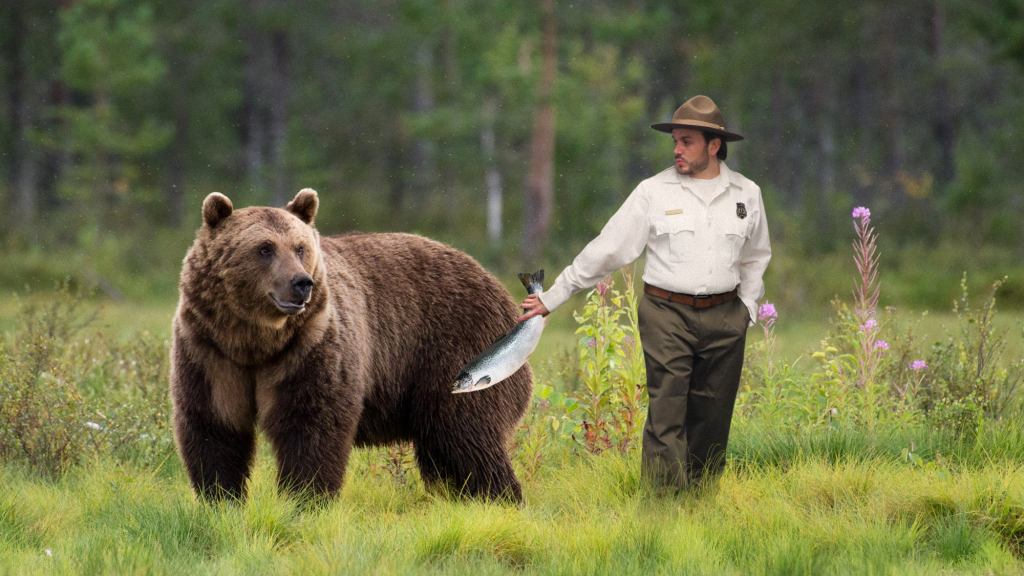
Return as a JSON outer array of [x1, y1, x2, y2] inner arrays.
[[292, 274, 314, 301]]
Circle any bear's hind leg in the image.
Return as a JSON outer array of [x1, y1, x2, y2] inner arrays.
[[414, 435, 523, 503]]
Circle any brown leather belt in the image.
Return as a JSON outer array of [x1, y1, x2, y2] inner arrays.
[[643, 283, 738, 309]]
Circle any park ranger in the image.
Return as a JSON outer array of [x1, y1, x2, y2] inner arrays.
[[518, 95, 771, 491]]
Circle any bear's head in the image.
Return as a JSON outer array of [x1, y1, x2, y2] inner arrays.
[[191, 188, 326, 329]]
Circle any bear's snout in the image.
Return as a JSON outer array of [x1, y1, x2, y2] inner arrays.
[[292, 274, 314, 302]]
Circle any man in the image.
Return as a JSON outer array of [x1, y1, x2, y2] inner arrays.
[[518, 95, 771, 491]]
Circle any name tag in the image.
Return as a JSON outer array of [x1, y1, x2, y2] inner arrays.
[[664, 208, 684, 216]]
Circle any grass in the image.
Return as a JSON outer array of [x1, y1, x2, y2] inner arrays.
[[1, 284, 1022, 574], [1, 447, 1021, 575]]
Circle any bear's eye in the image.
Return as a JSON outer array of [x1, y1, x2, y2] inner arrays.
[[258, 244, 274, 258], [296, 245, 305, 258]]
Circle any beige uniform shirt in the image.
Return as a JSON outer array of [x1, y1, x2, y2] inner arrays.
[[539, 162, 772, 323]]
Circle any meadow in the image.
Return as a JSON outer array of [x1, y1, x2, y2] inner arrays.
[[1, 213, 1023, 575]]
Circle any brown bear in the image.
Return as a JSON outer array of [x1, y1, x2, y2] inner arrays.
[[170, 189, 532, 502]]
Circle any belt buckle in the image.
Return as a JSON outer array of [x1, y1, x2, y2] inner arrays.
[[693, 293, 712, 309]]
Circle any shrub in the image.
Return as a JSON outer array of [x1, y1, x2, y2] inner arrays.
[[0, 288, 96, 477], [567, 265, 645, 454], [920, 274, 1024, 425], [0, 287, 174, 478]]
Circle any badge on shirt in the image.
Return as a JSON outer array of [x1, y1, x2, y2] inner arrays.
[[736, 202, 747, 219], [664, 208, 683, 216]]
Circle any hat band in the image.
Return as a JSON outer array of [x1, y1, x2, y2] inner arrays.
[[664, 118, 726, 131]]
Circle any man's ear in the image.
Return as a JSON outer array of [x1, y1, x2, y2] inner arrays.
[[203, 192, 233, 228], [707, 136, 722, 158], [287, 188, 319, 225]]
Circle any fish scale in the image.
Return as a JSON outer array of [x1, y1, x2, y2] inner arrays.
[[451, 270, 546, 394]]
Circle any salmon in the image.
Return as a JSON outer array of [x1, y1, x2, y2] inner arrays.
[[452, 270, 546, 394]]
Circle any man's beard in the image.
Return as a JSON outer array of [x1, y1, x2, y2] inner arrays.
[[676, 151, 709, 175]]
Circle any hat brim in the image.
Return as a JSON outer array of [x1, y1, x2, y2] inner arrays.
[[650, 121, 744, 142]]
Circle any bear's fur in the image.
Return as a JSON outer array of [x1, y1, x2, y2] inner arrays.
[[171, 189, 532, 502]]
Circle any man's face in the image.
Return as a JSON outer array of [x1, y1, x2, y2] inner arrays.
[[672, 128, 715, 176]]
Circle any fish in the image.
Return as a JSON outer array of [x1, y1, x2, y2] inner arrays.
[[452, 270, 546, 394]]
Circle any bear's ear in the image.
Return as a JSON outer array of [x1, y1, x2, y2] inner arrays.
[[286, 188, 319, 225], [202, 192, 233, 228]]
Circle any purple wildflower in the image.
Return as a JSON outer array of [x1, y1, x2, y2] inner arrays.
[[852, 206, 871, 221], [860, 318, 878, 332], [910, 360, 927, 371], [757, 303, 777, 326], [596, 276, 612, 297], [873, 340, 889, 351], [585, 336, 597, 348]]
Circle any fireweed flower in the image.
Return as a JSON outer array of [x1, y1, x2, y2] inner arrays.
[[758, 303, 777, 326], [860, 318, 878, 332], [873, 340, 890, 351], [852, 206, 871, 220], [910, 360, 928, 371], [596, 276, 612, 297]]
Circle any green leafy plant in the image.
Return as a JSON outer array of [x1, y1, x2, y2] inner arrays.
[[568, 266, 646, 454], [0, 286, 174, 477], [920, 274, 1024, 429]]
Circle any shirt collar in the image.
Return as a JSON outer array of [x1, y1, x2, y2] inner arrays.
[[667, 162, 734, 206]]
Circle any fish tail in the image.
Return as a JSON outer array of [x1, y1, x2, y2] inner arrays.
[[517, 269, 544, 294]]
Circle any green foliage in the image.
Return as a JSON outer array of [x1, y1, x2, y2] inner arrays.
[[5, 0, 1024, 274], [0, 286, 173, 477], [0, 235, 1020, 574], [920, 275, 1024, 425], [568, 266, 645, 454], [53, 0, 173, 228], [0, 290, 94, 478], [736, 209, 1023, 445]]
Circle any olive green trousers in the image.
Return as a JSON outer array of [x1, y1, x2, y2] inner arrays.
[[638, 292, 749, 490]]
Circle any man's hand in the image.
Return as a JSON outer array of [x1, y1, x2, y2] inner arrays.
[[517, 294, 550, 323]]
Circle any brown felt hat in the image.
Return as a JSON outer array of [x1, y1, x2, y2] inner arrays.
[[650, 95, 744, 141]]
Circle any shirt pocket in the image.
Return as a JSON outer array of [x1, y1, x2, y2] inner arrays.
[[722, 218, 749, 264], [654, 216, 696, 263]]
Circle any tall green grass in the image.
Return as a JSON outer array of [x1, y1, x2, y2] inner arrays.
[[1, 449, 1021, 575], [2, 214, 1023, 573]]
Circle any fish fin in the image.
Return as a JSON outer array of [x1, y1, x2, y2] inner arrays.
[[517, 269, 545, 294], [475, 375, 492, 388]]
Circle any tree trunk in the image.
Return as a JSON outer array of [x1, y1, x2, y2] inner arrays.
[[878, 6, 906, 202], [813, 76, 836, 197], [769, 71, 791, 206], [851, 13, 873, 206], [6, 2, 38, 230], [244, 37, 267, 199], [166, 104, 188, 227], [522, 0, 557, 265], [930, 0, 955, 188], [481, 96, 503, 246], [38, 79, 68, 221], [411, 41, 437, 213], [269, 30, 290, 206]]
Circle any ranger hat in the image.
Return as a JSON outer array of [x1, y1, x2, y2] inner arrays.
[[650, 95, 744, 141]]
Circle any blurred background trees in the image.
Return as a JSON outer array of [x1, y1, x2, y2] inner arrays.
[[1, 0, 1022, 305]]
